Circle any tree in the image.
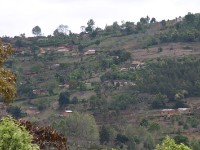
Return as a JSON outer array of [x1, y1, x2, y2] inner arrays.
[[160, 20, 166, 28], [58, 91, 70, 107], [115, 134, 129, 144], [78, 44, 84, 52], [190, 139, 200, 150], [151, 93, 168, 109], [87, 19, 95, 28], [125, 125, 137, 150], [95, 40, 100, 45], [156, 136, 191, 150], [71, 96, 78, 104], [148, 122, 161, 133], [53, 29, 64, 37], [0, 117, 39, 150], [15, 39, 23, 48], [0, 40, 16, 104], [99, 125, 110, 145], [144, 133, 155, 150], [47, 82, 56, 96], [57, 24, 68, 35], [140, 17, 148, 25], [30, 45, 39, 60], [86, 19, 95, 32], [6, 105, 23, 119], [174, 135, 189, 146], [184, 12, 195, 24], [32, 26, 41, 36], [20, 33, 26, 38], [146, 15, 150, 23], [136, 22, 142, 32], [113, 21, 120, 33], [150, 17, 156, 23], [53, 112, 99, 144], [121, 22, 134, 35], [140, 119, 149, 127]]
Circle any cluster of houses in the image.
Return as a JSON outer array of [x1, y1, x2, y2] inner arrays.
[[120, 61, 145, 72], [160, 108, 191, 117], [25, 107, 40, 115], [104, 80, 135, 88], [13, 42, 97, 58]]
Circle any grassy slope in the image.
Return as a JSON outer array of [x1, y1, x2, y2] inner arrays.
[[3, 21, 200, 148]]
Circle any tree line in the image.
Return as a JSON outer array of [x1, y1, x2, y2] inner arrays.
[[135, 56, 200, 108], [144, 12, 200, 47]]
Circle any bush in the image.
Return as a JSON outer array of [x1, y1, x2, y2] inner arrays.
[[6, 106, 23, 119], [156, 136, 191, 150], [174, 135, 189, 146], [158, 47, 163, 52], [58, 91, 70, 108], [0, 117, 39, 150]]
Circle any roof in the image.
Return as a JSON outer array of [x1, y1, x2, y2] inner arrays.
[[177, 108, 190, 111], [65, 110, 73, 113], [132, 61, 144, 65], [87, 49, 95, 52], [161, 109, 175, 112]]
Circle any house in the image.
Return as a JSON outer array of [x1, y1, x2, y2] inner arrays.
[[60, 110, 73, 117], [13, 48, 25, 55], [160, 109, 176, 116], [25, 107, 40, 115], [49, 64, 60, 70], [113, 80, 133, 87], [58, 84, 69, 89], [120, 68, 129, 72], [56, 47, 69, 52], [71, 52, 80, 56], [39, 48, 46, 54], [84, 49, 96, 55], [113, 80, 128, 87], [64, 45, 74, 51], [85, 82, 92, 87], [131, 61, 145, 70], [104, 80, 134, 87], [33, 89, 48, 95], [177, 108, 191, 114]]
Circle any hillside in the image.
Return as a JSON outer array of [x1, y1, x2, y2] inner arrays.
[[1, 12, 200, 149]]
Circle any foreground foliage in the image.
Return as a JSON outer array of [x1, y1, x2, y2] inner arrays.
[[0, 117, 39, 150], [19, 120, 68, 150], [0, 40, 16, 104], [156, 136, 191, 150]]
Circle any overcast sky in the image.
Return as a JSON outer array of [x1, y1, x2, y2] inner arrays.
[[0, 0, 199, 37]]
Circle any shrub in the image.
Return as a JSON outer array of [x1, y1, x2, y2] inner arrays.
[[0, 117, 39, 150]]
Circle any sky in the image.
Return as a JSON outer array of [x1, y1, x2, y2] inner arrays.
[[0, 0, 199, 37]]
